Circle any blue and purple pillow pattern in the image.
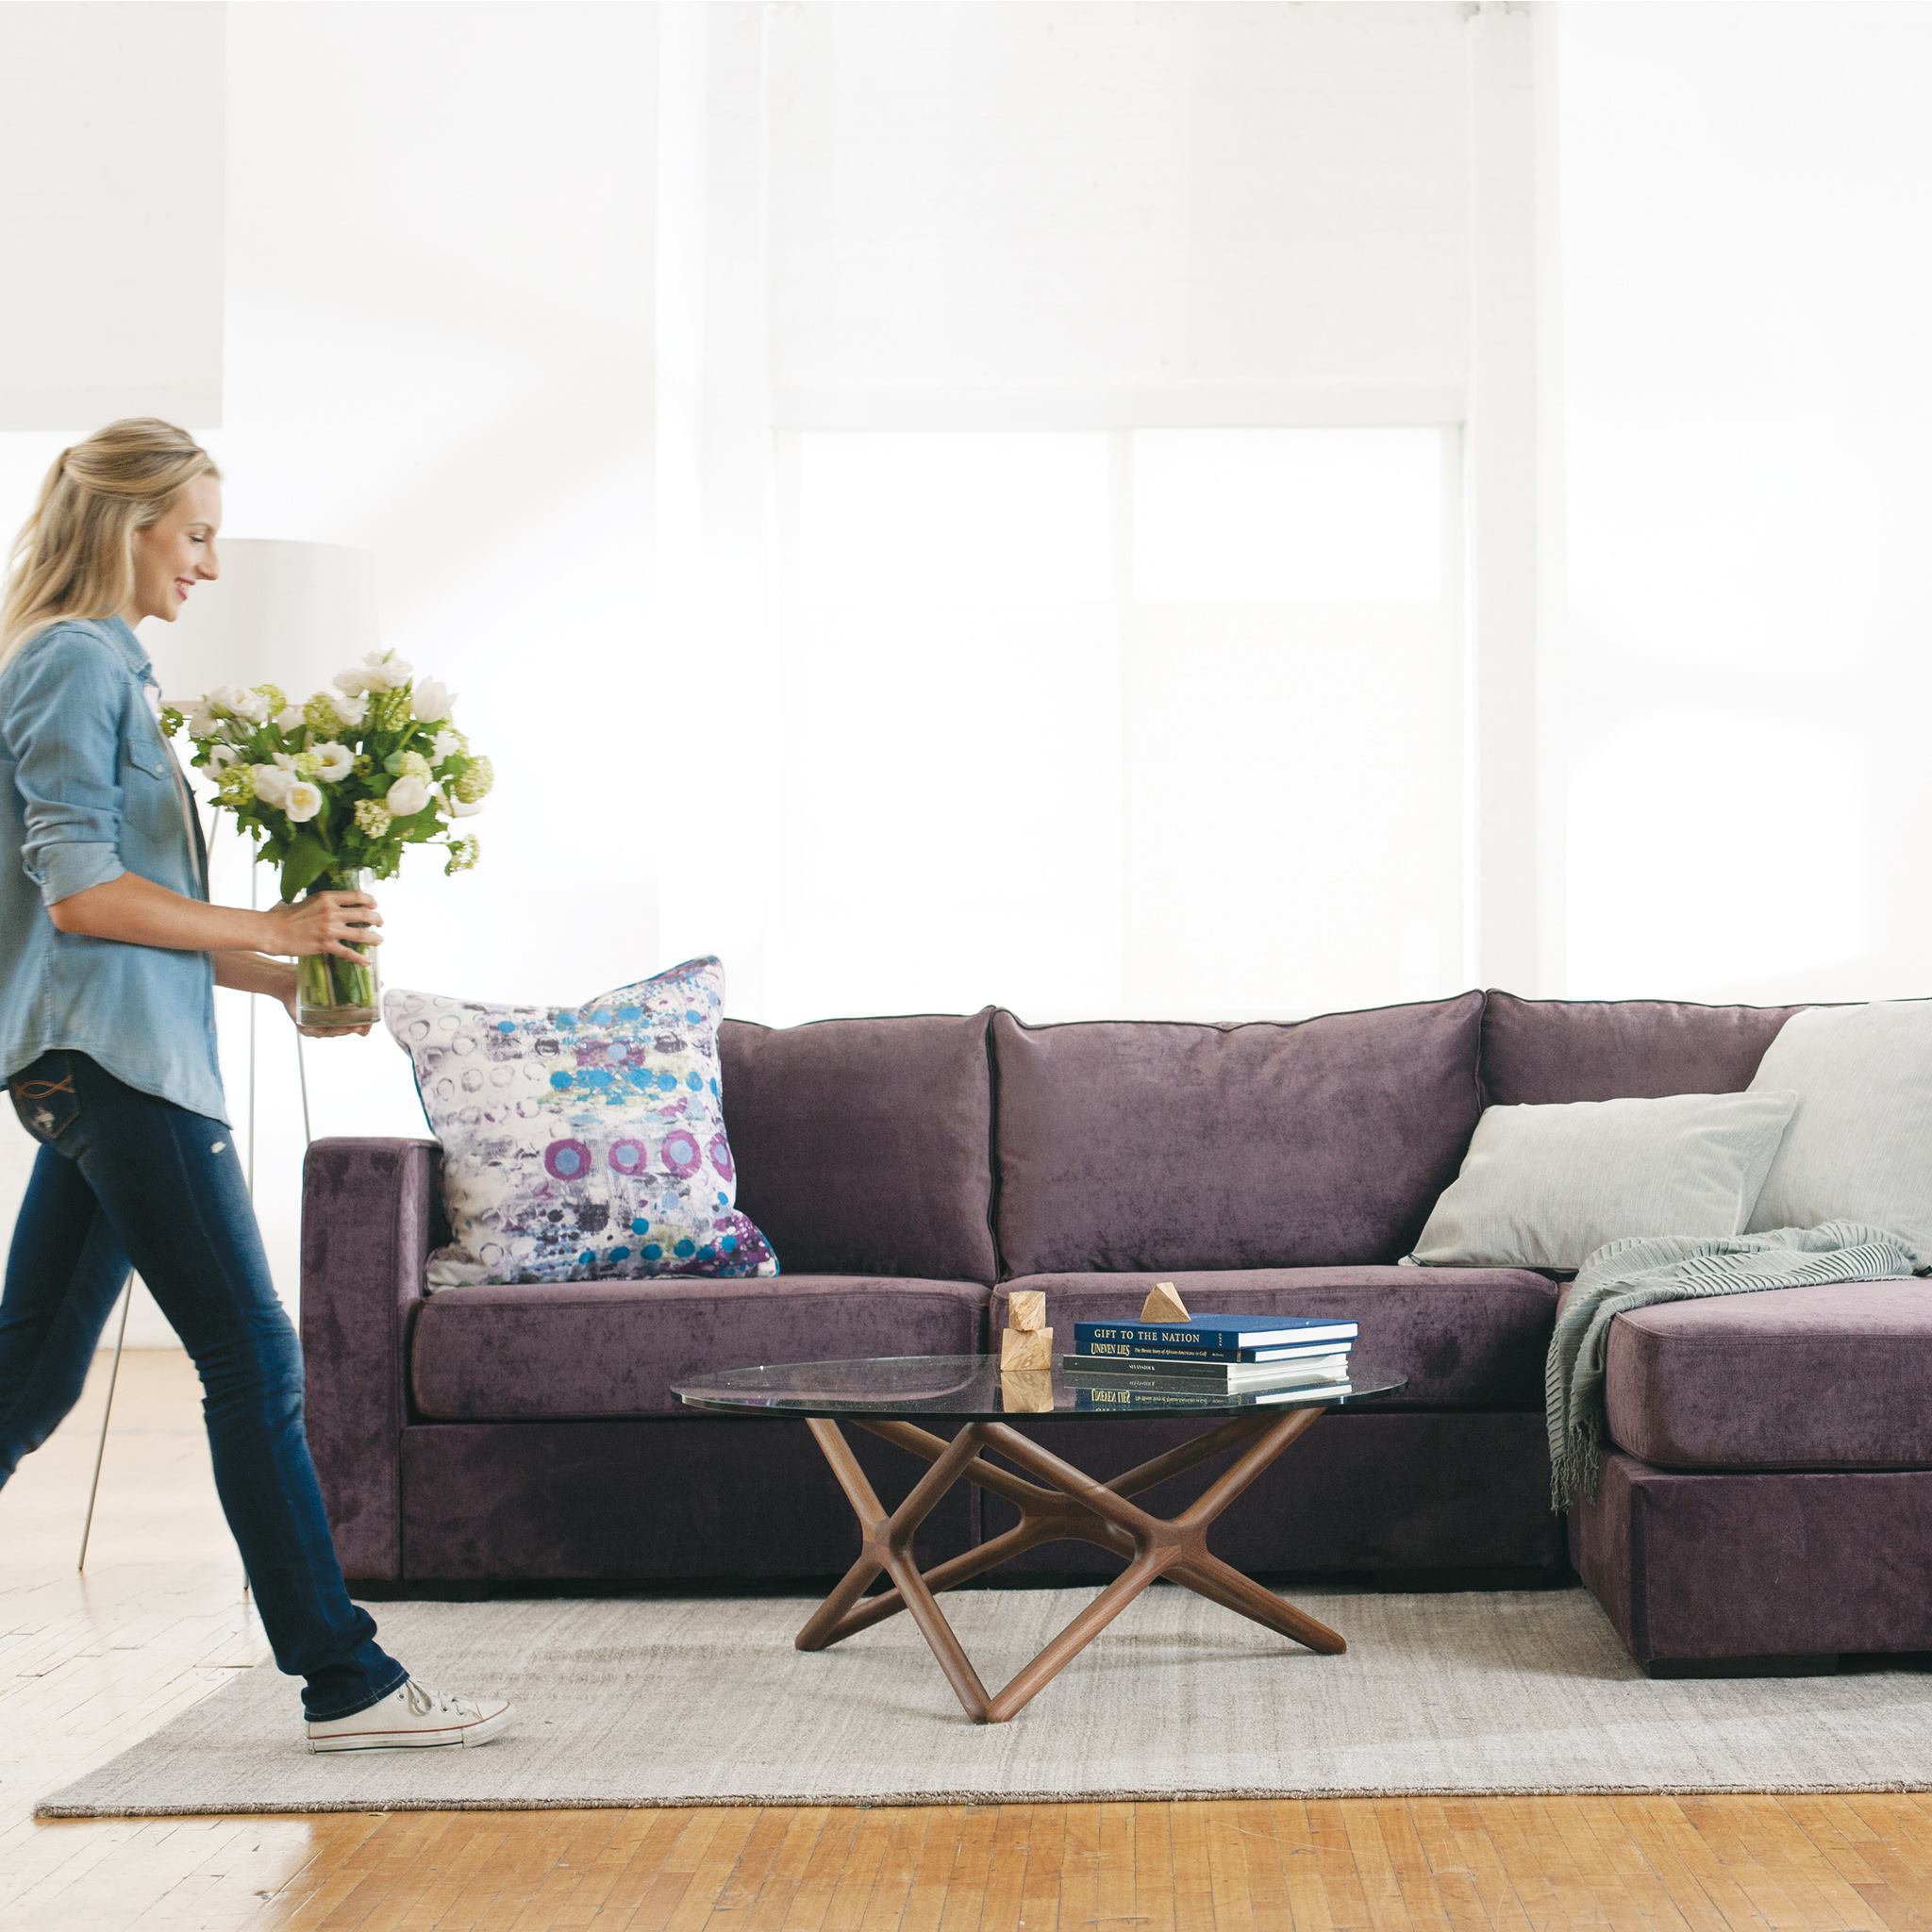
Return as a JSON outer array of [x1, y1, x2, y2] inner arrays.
[[383, 954, 778, 1288]]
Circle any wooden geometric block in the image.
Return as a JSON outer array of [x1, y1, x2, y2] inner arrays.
[[1141, 1280, 1191, 1324], [999, 1325, 1054, 1372], [998, 1368, 1056, 1413], [1008, 1289, 1048, 1333]]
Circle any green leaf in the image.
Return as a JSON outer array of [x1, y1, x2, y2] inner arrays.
[[279, 830, 333, 900], [388, 806, 441, 841]]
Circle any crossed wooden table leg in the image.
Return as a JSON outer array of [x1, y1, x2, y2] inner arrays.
[[794, 1407, 1344, 1723]]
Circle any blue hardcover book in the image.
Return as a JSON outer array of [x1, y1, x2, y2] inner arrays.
[[1073, 1314, 1358, 1355]]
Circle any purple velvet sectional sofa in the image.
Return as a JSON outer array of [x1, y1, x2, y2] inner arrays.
[[300, 990, 1932, 1674]]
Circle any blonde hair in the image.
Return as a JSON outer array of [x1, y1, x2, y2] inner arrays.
[[0, 417, 221, 669]]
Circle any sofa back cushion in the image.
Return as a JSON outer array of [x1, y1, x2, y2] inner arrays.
[[991, 993, 1485, 1276], [1480, 992, 1800, 1108], [719, 1009, 997, 1283]]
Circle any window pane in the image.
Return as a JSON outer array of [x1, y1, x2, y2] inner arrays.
[[777, 424, 1463, 1024], [798, 431, 1112, 607], [1132, 427, 1441, 604]]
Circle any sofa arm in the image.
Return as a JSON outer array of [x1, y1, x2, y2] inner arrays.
[[300, 1136, 442, 1584]]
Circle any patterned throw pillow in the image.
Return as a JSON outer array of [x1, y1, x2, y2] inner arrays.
[[382, 954, 778, 1288]]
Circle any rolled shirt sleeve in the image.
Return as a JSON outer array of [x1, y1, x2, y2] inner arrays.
[[7, 633, 130, 908]]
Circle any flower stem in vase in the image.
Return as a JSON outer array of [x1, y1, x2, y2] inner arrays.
[[295, 867, 381, 1028]]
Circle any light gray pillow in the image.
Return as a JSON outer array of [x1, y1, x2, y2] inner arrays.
[[1407, 1090, 1799, 1271], [1746, 1001, 1932, 1263]]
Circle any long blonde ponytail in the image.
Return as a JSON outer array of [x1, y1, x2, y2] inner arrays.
[[0, 417, 222, 669]]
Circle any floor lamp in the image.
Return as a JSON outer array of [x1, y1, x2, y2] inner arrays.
[[77, 541, 383, 1571]]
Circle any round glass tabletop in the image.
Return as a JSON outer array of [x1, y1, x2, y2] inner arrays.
[[673, 1354, 1407, 1421]]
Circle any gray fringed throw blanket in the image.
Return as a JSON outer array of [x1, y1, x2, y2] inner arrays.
[[1546, 1219, 1923, 1509]]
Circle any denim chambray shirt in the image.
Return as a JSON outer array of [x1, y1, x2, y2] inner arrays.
[[0, 613, 227, 1125]]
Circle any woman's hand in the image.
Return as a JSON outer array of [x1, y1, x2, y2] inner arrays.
[[260, 889, 384, 963]]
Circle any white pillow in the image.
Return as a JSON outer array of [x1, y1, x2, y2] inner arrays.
[[1746, 1001, 1932, 1263], [1407, 1090, 1799, 1271]]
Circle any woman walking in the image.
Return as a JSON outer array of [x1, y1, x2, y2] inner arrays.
[[0, 419, 508, 1752]]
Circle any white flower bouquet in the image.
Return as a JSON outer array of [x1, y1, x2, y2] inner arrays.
[[160, 648, 491, 1024]]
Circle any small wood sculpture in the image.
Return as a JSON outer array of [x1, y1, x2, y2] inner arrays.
[[1000, 1290, 1053, 1372], [1000, 1324, 1054, 1372], [1141, 1279, 1191, 1324], [999, 1368, 1055, 1413]]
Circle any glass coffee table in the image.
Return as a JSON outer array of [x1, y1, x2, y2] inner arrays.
[[675, 1354, 1406, 1724]]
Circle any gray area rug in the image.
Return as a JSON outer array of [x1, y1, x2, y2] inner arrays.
[[38, 1586, 1932, 1815]]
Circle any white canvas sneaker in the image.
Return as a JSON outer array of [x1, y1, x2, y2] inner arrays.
[[306, 1678, 511, 1753]]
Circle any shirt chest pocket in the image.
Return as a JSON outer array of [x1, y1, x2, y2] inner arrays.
[[118, 725, 185, 845], [120, 733, 170, 784]]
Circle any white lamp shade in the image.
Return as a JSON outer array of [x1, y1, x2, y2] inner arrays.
[[155, 539, 381, 709]]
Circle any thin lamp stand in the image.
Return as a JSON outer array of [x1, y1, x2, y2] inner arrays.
[[75, 1287, 132, 1571]]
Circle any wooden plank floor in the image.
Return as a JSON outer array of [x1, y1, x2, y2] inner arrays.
[[5, 1352, 1931, 1931]]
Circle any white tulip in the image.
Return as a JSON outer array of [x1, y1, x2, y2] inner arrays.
[[447, 794, 485, 818], [207, 744, 240, 774], [333, 667, 372, 696], [229, 690, 271, 724], [189, 703, 222, 737], [326, 689, 369, 727], [386, 773, 430, 818], [310, 741, 354, 782], [411, 677, 456, 722], [274, 704, 308, 730], [252, 763, 293, 808], [283, 780, 325, 823], [431, 727, 463, 762], [358, 648, 414, 692]]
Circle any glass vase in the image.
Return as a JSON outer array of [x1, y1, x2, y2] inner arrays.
[[295, 866, 381, 1028]]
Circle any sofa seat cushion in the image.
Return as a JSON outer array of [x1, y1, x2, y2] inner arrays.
[[410, 1274, 991, 1421], [995, 1268, 1557, 1407], [1600, 1279, 1932, 1471]]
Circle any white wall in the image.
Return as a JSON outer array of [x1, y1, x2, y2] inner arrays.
[[1543, 1, 1932, 1006]]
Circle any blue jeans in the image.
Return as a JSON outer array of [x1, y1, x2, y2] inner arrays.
[[0, 1047, 408, 1721]]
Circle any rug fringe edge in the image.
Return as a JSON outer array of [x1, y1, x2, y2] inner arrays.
[[35, 1776, 1932, 1819]]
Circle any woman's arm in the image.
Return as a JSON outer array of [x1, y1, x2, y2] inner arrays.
[[212, 949, 297, 997], [49, 869, 275, 948], [49, 870, 382, 962]]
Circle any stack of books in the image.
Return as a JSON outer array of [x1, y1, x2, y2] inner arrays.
[[1061, 1312, 1357, 1409]]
